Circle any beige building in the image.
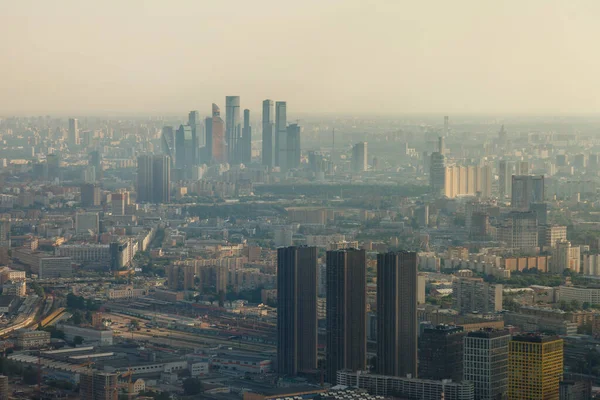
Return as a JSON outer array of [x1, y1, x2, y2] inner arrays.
[[15, 329, 51, 349], [551, 241, 580, 274], [452, 277, 503, 314], [106, 285, 148, 300]]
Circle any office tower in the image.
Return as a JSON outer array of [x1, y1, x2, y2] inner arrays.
[[81, 183, 101, 207], [498, 160, 511, 199], [452, 277, 503, 314], [47, 153, 61, 181], [464, 329, 510, 400], [352, 142, 368, 173], [80, 372, 118, 400], [516, 160, 529, 175], [529, 202, 548, 226], [444, 116, 449, 136], [326, 249, 366, 383], [277, 246, 318, 376], [275, 101, 287, 168], [498, 211, 538, 249], [226, 96, 241, 163], [540, 224, 567, 248], [68, 118, 79, 147], [188, 110, 205, 163], [429, 152, 445, 195], [211, 104, 226, 163], [262, 99, 275, 167], [241, 109, 252, 165], [136, 155, 170, 203], [438, 136, 445, 155], [175, 125, 195, 174], [419, 325, 465, 381], [204, 117, 213, 161], [286, 123, 301, 170], [89, 151, 102, 181], [511, 175, 545, 209], [76, 212, 99, 234], [161, 126, 176, 166], [377, 251, 418, 377], [508, 334, 563, 400]]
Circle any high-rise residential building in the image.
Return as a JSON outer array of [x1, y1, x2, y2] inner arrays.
[[352, 142, 368, 173], [136, 155, 170, 204], [377, 251, 418, 377], [80, 372, 118, 400], [463, 329, 510, 400], [508, 334, 563, 400], [511, 175, 545, 209], [430, 152, 445, 195], [551, 240, 580, 274], [210, 104, 226, 163], [81, 183, 101, 207], [152, 155, 171, 204], [498, 160, 512, 199], [275, 101, 287, 168], [226, 96, 241, 164], [498, 211, 538, 249], [419, 325, 465, 381], [541, 225, 567, 248], [161, 126, 176, 166], [452, 277, 503, 314], [444, 116, 449, 136], [262, 99, 275, 168], [205, 116, 213, 161], [444, 165, 493, 198], [68, 118, 79, 147], [137, 154, 153, 203], [286, 123, 301, 170], [326, 248, 366, 383], [277, 246, 318, 376], [241, 109, 252, 165]]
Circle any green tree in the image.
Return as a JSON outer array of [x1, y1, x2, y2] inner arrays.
[[182, 378, 203, 396], [22, 365, 37, 385]]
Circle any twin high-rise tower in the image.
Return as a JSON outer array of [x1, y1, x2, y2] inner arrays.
[[277, 247, 418, 383]]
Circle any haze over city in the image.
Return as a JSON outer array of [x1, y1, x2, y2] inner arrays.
[[2, 0, 600, 115]]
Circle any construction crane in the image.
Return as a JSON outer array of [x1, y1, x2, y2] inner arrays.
[[79, 359, 96, 400]]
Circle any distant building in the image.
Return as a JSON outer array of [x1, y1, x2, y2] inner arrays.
[[452, 277, 502, 314], [551, 241, 580, 274], [226, 96, 241, 164], [508, 334, 563, 400], [15, 329, 51, 349], [430, 152, 445, 195], [286, 123, 302, 170], [498, 211, 538, 250], [80, 184, 101, 207], [352, 142, 368, 173], [59, 324, 113, 346], [210, 104, 226, 163], [68, 118, 79, 147], [136, 155, 170, 204], [75, 212, 99, 234], [262, 99, 275, 168], [511, 175, 545, 209], [275, 101, 287, 169]]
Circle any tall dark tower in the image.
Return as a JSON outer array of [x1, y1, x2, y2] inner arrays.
[[242, 109, 252, 165], [326, 248, 366, 383], [376, 251, 418, 377], [262, 100, 275, 168], [136, 155, 153, 203], [152, 155, 171, 204], [277, 246, 318, 376]]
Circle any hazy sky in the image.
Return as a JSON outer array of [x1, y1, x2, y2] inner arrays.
[[2, 0, 600, 116]]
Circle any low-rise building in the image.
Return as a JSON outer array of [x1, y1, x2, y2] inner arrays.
[[15, 329, 51, 349], [106, 285, 147, 300], [336, 370, 475, 400], [211, 353, 272, 374], [58, 324, 113, 346]]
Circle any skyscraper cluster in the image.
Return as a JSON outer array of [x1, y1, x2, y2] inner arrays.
[[159, 97, 301, 178]]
